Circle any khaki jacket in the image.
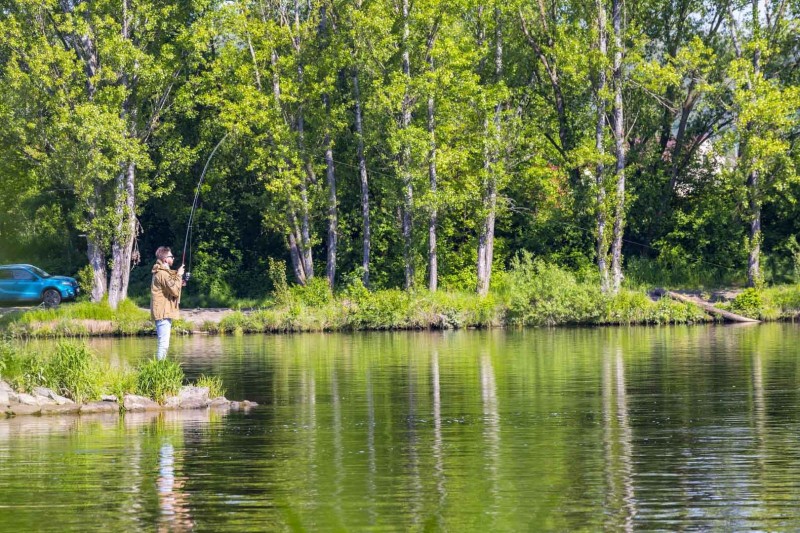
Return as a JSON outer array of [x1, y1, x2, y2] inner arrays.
[[151, 261, 182, 320]]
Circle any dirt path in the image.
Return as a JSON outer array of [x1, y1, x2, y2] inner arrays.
[[179, 308, 248, 325]]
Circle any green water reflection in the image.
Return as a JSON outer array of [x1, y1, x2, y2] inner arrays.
[[3, 324, 800, 530]]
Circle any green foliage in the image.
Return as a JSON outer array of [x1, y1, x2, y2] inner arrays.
[[727, 288, 765, 319], [75, 265, 95, 301], [601, 291, 707, 325], [289, 277, 333, 308], [196, 374, 226, 399], [135, 358, 185, 403], [268, 258, 290, 304], [505, 253, 602, 326], [0, 301, 150, 338], [0, 341, 28, 388], [41, 342, 102, 402], [1, 340, 231, 405], [1, 0, 799, 310], [104, 367, 139, 401], [764, 285, 800, 315]]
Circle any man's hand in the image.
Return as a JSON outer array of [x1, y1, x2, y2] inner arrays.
[[177, 265, 185, 277]]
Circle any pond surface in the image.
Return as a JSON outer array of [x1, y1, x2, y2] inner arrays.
[[3, 324, 800, 531]]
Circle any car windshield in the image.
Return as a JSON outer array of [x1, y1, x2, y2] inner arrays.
[[28, 266, 51, 278]]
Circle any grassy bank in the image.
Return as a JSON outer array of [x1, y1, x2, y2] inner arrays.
[[3, 257, 800, 338], [203, 257, 714, 333], [0, 300, 192, 338], [0, 341, 223, 404]]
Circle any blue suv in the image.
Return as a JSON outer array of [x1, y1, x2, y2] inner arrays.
[[0, 264, 79, 306]]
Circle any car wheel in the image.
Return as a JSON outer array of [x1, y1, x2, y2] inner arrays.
[[43, 289, 62, 307]]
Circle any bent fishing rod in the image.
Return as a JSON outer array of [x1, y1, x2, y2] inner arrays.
[[181, 133, 229, 283]]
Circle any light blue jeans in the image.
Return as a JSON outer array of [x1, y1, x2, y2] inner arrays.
[[155, 319, 172, 360]]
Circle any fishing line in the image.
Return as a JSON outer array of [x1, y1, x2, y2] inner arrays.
[[181, 133, 230, 281]]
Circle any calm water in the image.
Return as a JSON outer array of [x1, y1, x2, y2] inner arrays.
[[3, 324, 800, 531]]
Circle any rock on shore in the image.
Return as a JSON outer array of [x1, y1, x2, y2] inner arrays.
[[1, 380, 258, 418]]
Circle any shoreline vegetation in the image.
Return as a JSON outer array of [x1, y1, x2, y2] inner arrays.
[[2, 260, 799, 338], [0, 341, 256, 418]]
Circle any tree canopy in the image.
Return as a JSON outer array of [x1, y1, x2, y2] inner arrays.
[[1, 0, 799, 306]]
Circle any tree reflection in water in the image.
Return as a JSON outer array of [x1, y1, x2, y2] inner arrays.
[[603, 345, 636, 531]]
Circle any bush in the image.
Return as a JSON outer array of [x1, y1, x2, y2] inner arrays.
[[728, 288, 764, 319], [764, 285, 800, 317], [351, 289, 412, 329], [289, 277, 333, 307], [505, 253, 601, 326], [136, 358, 185, 403], [268, 258, 290, 304], [75, 264, 95, 301]]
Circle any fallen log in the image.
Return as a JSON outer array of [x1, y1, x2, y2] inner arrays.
[[655, 289, 760, 323]]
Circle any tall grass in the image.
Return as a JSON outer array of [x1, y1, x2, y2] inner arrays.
[[136, 358, 185, 403], [196, 375, 226, 399], [0, 341, 196, 405], [42, 342, 104, 402]]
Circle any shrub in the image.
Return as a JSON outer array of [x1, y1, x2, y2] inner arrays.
[[728, 288, 764, 319], [505, 253, 601, 326], [352, 289, 412, 329], [136, 358, 185, 403], [75, 264, 95, 301], [289, 277, 333, 308], [268, 258, 290, 304], [764, 285, 800, 317]]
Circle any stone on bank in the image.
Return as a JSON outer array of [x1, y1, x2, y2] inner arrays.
[[1, 380, 257, 418]]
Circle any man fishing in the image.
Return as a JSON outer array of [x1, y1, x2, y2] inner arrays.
[[148, 134, 226, 361], [151, 246, 185, 360]]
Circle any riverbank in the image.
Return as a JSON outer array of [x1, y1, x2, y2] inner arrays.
[[2, 265, 799, 337], [0, 341, 256, 417]]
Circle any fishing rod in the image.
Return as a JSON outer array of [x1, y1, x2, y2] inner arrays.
[[181, 133, 229, 283]]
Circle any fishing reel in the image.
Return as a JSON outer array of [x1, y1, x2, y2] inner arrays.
[[182, 271, 191, 286]]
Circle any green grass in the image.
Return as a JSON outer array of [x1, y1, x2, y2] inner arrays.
[[4, 264, 800, 339], [0, 300, 151, 338], [0, 340, 220, 406], [196, 374, 226, 399], [135, 358, 185, 403]]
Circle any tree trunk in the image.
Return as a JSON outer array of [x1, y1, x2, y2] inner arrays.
[[108, 3, 136, 309], [400, 0, 414, 290], [272, 40, 313, 285], [107, 162, 136, 309], [610, 0, 625, 294], [324, 93, 337, 289], [427, 89, 438, 293], [72, 8, 106, 301], [320, 9, 337, 289], [288, 208, 310, 284], [295, 102, 314, 282], [747, 174, 761, 287], [426, 36, 438, 292], [87, 232, 107, 303], [595, 0, 609, 293], [746, 0, 762, 287], [353, 68, 371, 288], [477, 9, 502, 297]]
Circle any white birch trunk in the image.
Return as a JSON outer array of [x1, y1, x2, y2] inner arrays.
[[610, 0, 626, 294]]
